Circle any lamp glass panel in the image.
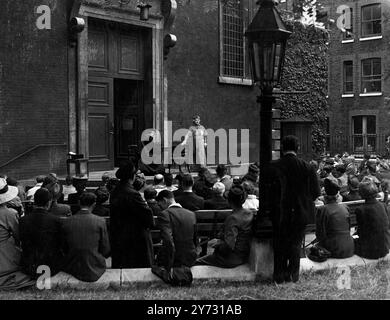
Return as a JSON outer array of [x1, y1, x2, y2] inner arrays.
[[252, 43, 261, 82], [273, 43, 282, 82], [263, 44, 274, 82]]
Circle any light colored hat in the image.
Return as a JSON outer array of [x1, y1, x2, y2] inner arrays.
[[213, 182, 225, 194], [0, 178, 19, 205]]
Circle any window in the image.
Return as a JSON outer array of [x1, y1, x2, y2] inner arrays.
[[343, 61, 353, 93], [361, 58, 381, 93], [220, 0, 245, 78], [361, 4, 381, 37], [352, 115, 376, 152], [343, 7, 353, 39]]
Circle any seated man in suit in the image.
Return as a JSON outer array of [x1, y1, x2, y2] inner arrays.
[[152, 190, 197, 285], [20, 188, 64, 279], [175, 174, 204, 211], [61, 192, 110, 282]]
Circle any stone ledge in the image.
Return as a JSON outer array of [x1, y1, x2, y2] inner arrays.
[[300, 253, 390, 273], [50, 265, 256, 290]]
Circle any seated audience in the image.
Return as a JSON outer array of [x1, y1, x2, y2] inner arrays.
[[153, 190, 197, 280], [68, 176, 88, 214], [101, 172, 111, 187], [133, 174, 147, 199], [354, 180, 390, 259], [106, 177, 119, 195], [26, 175, 46, 201], [144, 186, 163, 218], [173, 173, 184, 198], [20, 188, 64, 279], [0, 178, 34, 290], [342, 176, 361, 202], [193, 168, 215, 200], [164, 173, 177, 192], [62, 175, 77, 203], [6, 177, 26, 202], [110, 161, 155, 268], [61, 192, 110, 282], [92, 187, 110, 217], [315, 178, 354, 258], [175, 174, 204, 211], [204, 182, 231, 210], [196, 185, 254, 268], [153, 174, 166, 194], [47, 182, 72, 217], [216, 164, 233, 193], [241, 164, 259, 197], [242, 182, 259, 210], [334, 165, 348, 198]]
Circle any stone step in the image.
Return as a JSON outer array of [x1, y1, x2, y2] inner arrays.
[[50, 264, 256, 290]]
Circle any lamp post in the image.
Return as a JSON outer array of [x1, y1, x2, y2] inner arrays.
[[244, 0, 291, 235]]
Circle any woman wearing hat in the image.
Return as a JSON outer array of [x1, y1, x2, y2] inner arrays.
[[196, 184, 254, 268], [342, 176, 362, 202], [181, 115, 208, 171], [354, 179, 390, 259], [0, 178, 34, 289], [315, 178, 354, 259]]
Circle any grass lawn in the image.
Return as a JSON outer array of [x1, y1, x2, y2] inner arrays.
[[1, 261, 390, 300]]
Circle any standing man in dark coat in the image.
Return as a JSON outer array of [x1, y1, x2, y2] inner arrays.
[[19, 188, 64, 279], [265, 136, 320, 283], [110, 161, 155, 268], [62, 192, 110, 282]]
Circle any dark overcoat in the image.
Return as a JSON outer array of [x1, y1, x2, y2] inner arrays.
[[355, 199, 390, 259], [110, 181, 154, 268], [266, 154, 321, 240], [316, 201, 354, 258]]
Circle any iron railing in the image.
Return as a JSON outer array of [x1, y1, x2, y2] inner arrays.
[[325, 134, 390, 157]]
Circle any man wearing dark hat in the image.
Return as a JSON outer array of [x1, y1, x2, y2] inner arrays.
[[110, 160, 155, 268], [316, 178, 354, 258], [264, 135, 321, 283]]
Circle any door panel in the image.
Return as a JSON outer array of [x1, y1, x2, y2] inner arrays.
[[114, 79, 144, 166], [88, 77, 114, 171]]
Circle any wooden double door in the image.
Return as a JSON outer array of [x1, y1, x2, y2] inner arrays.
[[87, 18, 152, 171]]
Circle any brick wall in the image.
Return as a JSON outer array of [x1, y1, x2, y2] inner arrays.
[[0, 0, 73, 178], [166, 0, 259, 164], [326, 0, 390, 154]]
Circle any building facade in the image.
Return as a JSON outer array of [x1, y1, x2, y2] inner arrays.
[[0, 0, 261, 179], [325, 0, 390, 156]]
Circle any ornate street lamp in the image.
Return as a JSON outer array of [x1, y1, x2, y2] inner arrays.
[[244, 0, 291, 236]]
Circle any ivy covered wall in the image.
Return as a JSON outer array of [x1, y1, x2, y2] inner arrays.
[[278, 19, 329, 157]]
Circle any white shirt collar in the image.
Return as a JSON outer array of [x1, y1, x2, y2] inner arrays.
[[168, 203, 182, 209]]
